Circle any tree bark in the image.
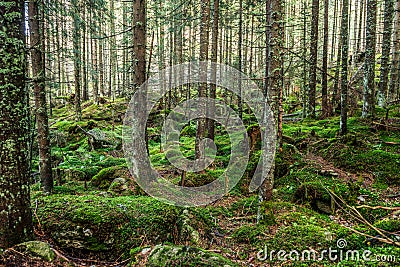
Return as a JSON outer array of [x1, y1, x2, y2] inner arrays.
[[208, 0, 219, 141], [340, 0, 350, 135], [362, 0, 377, 118], [308, 0, 319, 118], [29, 0, 53, 193], [389, 0, 400, 100], [195, 0, 210, 159], [72, 0, 82, 120], [322, 0, 329, 117], [0, 0, 33, 248], [378, 0, 394, 107]]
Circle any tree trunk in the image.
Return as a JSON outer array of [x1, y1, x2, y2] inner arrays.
[[389, 0, 400, 100], [378, 0, 394, 107], [340, 0, 350, 135], [308, 0, 319, 117], [0, 0, 33, 248], [208, 0, 219, 141], [29, 0, 53, 193], [72, 0, 82, 120], [195, 0, 210, 159], [322, 0, 329, 117], [362, 0, 377, 118]]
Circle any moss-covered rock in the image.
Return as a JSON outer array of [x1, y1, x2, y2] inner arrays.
[[34, 195, 181, 260], [15, 241, 55, 262], [91, 165, 131, 189], [60, 168, 87, 182], [145, 245, 237, 267]]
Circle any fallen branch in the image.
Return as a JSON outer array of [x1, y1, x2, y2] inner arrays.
[[355, 205, 400, 211], [372, 122, 400, 131]]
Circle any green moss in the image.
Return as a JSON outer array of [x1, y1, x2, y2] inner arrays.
[[91, 165, 131, 189], [33, 195, 181, 260], [145, 245, 238, 267]]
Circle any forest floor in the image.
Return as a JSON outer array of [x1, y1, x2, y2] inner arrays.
[[1, 99, 400, 267]]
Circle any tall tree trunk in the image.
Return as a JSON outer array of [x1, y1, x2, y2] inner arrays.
[[308, 0, 319, 117], [208, 0, 219, 141], [340, 0, 350, 135], [133, 0, 146, 91], [0, 0, 33, 248], [82, 7, 88, 101], [29, 0, 53, 193], [378, 0, 394, 107], [260, 0, 284, 202], [389, 0, 400, 100], [356, 0, 365, 59], [195, 0, 210, 159], [322, 0, 329, 117], [99, 14, 105, 96], [72, 0, 82, 120], [331, 0, 339, 61], [238, 0, 243, 119], [362, 0, 377, 118]]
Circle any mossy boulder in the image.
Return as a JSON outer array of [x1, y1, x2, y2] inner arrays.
[[183, 172, 217, 187], [91, 165, 131, 189], [15, 241, 55, 262], [145, 245, 237, 267], [60, 168, 87, 182], [34, 195, 181, 260]]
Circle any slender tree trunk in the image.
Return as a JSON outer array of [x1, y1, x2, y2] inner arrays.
[[331, 0, 339, 61], [82, 7, 88, 101], [340, 0, 350, 135], [362, 0, 377, 118], [356, 0, 365, 59], [0, 0, 33, 248], [29, 0, 53, 193], [308, 0, 319, 117], [322, 0, 329, 117], [378, 0, 394, 107], [389, 0, 400, 100], [195, 0, 210, 159], [238, 0, 243, 119], [72, 0, 82, 120], [260, 0, 284, 202], [208, 0, 219, 141], [99, 14, 105, 96]]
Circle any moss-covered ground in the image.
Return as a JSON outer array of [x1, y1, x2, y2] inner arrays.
[[10, 98, 398, 266]]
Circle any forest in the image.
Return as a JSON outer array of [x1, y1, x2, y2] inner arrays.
[[0, 0, 400, 265]]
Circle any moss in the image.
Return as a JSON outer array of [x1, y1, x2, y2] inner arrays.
[[372, 218, 400, 233], [33, 195, 182, 260], [145, 245, 238, 267], [231, 224, 269, 244], [15, 241, 55, 262], [91, 165, 131, 189]]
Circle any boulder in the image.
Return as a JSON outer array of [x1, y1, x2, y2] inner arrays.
[[15, 241, 55, 262], [146, 245, 237, 267]]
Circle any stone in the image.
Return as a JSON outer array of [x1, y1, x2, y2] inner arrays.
[[15, 241, 55, 262], [146, 245, 237, 267]]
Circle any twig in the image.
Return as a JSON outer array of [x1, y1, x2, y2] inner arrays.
[[355, 205, 400, 211]]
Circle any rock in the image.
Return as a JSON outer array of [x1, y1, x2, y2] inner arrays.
[[146, 245, 237, 267], [15, 241, 55, 262], [60, 168, 87, 181], [91, 165, 130, 189], [357, 195, 366, 202], [108, 177, 128, 193]]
